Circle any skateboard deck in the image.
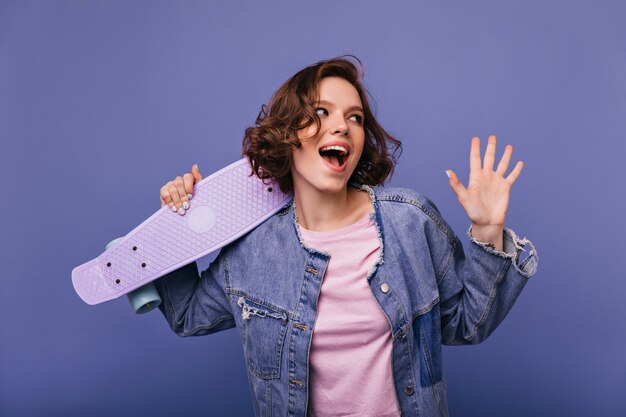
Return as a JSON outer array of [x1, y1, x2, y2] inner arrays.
[[72, 158, 292, 305]]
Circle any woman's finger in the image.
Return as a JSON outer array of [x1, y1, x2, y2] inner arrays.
[[496, 144, 513, 176], [167, 182, 184, 214], [506, 161, 524, 185], [160, 182, 176, 210], [470, 137, 482, 173], [173, 177, 190, 212], [160, 185, 169, 207], [483, 135, 497, 172], [183, 173, 195, 199]]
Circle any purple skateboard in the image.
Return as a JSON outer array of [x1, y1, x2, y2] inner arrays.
[[72, 158, 292, 306]]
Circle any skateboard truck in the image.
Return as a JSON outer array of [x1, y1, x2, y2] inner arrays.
[[105, 237, 162, 314]]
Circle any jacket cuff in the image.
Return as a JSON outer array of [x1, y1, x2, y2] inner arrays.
[[467, 225, 539, 278]]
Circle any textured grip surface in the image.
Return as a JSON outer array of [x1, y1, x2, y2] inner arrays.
[[72, 159, 292, 305]]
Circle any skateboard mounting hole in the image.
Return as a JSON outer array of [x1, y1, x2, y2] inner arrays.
[[115, 278, 120, 284], [267, 187, 273, 192], [141, 262, 146, 268], [106, 262, 111, 267], [132, 246, 137, 251]]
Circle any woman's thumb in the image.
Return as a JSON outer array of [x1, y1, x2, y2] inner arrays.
[[446, 169, 465, 198], [192, 164, 203, 182]]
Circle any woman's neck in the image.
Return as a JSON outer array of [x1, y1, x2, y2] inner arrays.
[[294, 186, 372, 232]]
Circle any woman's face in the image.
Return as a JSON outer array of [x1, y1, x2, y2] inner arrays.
[[291, 76, 366, 196]]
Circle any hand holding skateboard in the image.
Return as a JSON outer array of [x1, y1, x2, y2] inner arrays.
[[160, 164, 203, 214]]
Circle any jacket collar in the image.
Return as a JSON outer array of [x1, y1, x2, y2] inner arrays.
[[287, 184, 385, 275]]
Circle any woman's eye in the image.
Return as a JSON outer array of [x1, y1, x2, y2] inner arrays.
[[315, 108, 328, 116], [349, 114, 363, 124]]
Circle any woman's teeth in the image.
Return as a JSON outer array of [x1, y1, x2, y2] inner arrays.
[[320, 145, 348, 155]]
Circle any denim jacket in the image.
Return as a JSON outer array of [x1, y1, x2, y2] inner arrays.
[[154, 185, 538, 417]]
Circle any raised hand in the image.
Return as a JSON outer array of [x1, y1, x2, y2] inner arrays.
[[446, 135, 524, 251]]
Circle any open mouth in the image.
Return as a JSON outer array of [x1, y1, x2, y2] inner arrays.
[[319, 144, 349, 168]]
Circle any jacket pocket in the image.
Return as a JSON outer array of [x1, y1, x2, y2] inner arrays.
[[236, 295, 289, 380], [413, 303, 443, 387]]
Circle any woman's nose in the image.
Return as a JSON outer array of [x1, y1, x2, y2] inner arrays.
[[330, 115, 348, 136]]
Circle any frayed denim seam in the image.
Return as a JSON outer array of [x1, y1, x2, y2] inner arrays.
[[237, 296, 288, 321], [289, 201, 330, 257], [289, 184, 385, 276], [466, 225, 538, 278], [356, 184, 386, 281], [227, 289, 294, 320]]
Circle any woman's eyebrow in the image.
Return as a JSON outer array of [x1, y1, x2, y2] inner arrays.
[[316, 100, 364, 114]]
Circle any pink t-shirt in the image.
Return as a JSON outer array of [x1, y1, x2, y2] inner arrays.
[[299, 215, 401, 417]]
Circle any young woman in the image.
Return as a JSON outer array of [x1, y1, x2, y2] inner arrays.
[[154, 56, 538, 417]]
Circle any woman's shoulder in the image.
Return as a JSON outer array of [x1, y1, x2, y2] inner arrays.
[[367, 185, 458, 245]]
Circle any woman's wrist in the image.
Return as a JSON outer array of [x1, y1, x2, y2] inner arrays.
[[470, 224, 504, 252]]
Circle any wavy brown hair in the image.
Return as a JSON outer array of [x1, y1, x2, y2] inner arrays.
[[242, 55, 402, 194]]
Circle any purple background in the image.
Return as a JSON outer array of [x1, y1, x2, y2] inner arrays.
[[1, 1, 625, 416]]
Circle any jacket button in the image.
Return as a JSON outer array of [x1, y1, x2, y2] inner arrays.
[[380, 282, 390, 293], [404, 386, 415, 396]]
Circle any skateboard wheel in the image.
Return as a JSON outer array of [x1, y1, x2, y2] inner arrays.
[[105, 237, 125, 251], [105, 237, 162, 314], [127, 282, 162, 314]]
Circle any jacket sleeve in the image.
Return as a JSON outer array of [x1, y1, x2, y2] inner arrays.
[[152, 251, 236, 337], [436, 224, 538, 345]]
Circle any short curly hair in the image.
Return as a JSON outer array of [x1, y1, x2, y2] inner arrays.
[[242, 55, 402, 194]]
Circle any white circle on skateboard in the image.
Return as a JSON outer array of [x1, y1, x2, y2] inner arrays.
[[187, 205, 217, 234]]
